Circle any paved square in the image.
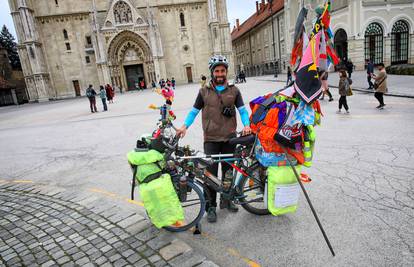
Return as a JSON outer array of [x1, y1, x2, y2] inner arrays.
[[0, 77, 413, 266]]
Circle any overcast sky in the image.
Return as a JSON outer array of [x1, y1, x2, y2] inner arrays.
[[0, 0, 256, 39]]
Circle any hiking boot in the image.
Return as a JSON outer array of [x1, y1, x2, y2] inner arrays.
[[207, 207, 217, 223], [227, 201, 239, 213], [329, 98, 334, 102], [336, 110, 342, 114], [345, 110, 350, 114], [220, 199, 239, 212], [376, 105, 382, 109]]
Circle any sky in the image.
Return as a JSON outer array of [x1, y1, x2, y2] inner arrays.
[[0, 1, 256, 39]]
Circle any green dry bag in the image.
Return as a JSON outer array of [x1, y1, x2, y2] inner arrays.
[[267, 165, 302, 216], [139, 174, 184, 228], [127, 150, 165, 183]]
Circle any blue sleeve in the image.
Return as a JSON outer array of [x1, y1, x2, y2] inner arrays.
[[184, 107, 200, 128], [238, 106, 250, 127]]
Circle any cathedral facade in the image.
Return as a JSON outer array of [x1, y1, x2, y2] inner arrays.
[[9, 0, 233, 102]]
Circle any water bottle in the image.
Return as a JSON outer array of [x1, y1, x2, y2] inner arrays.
[[178, 176, 187, 202]]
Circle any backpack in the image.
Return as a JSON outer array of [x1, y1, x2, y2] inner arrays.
[[86, 89, 93, 98]]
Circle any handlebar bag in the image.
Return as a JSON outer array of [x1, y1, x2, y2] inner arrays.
[[139, 173, 184, 228], [267, 166, 301, 216], [127, 150, 165, 183]]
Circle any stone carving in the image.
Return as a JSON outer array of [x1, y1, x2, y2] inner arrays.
[[114, 1, 133, 24]]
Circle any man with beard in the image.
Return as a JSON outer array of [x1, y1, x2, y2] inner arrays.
[[176, 55, 251, 223]]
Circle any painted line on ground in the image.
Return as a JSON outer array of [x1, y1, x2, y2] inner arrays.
[[89, 187, 261, 267], [0, 179, 34, 184], [88, 188, 144, 207]]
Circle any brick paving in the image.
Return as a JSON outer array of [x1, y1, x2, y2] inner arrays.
[[0, 181, 218, 266]]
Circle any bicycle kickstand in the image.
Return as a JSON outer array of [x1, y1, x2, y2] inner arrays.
[[193, 222, 202, 235]]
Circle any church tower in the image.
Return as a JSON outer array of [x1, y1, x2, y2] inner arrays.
[[208, 0, 234, 74], [8, 0, 53, 102]]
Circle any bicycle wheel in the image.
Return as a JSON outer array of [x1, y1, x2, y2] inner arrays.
[[239, 173, 270, 216], [164, 180, 206, 232]]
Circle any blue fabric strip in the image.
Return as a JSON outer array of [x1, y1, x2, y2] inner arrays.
[[238, 106, 250, 126], [215, 85, 225, 92], [184, 107, 200, 128]]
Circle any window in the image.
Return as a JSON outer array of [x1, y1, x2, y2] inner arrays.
[[85, 56, 90, 63], [114, 1, 132, 24], [86, 36, 92, 45], [180, 13, 185, 27], [364, 23, 383, 64], [63, 29, 68, 40], [55, 0, 58, 6], [65, 42, 71, 51], [391, 20, 409, 65]]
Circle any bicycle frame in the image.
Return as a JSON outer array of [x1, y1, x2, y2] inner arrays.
[[178, 152, 265, 206]]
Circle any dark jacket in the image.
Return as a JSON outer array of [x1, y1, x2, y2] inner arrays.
[[367, 62, 374, 74]]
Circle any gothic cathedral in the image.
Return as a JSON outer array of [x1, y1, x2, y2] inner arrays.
[[8, 0, 233, 101]]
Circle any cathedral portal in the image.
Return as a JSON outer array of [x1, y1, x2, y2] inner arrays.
[[107, 31, 155, 91]]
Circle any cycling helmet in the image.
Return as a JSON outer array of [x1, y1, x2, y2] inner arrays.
[[209, 55, 229, 72]]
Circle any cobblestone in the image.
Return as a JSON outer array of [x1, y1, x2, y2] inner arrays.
[[0, 183, 217, 266]]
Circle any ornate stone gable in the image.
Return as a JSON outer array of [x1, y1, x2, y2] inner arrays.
[[102, 0, 147, 30]]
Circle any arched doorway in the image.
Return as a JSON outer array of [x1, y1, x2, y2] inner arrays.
[[334, 29, 348, 61], [107, 31, 155, 91], [391, 20, 409, 65], [364, 23, 384, 64]]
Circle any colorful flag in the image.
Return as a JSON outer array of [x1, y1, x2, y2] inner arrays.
[[290, 7, 308, 66], [294, 32, 323, 104], [319, 32, 327, 71]]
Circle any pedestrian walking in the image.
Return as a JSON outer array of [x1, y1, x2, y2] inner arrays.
[[240, 71, 246, 83], [372, 63, 388, 109], [337, 70, 350, 114], [139, 79, 145, 91], [105, 84, 113, 103], [319, 70, 333, 101], [86, 84, 98, 113], [99, 86, 108, 111], [118, 85, 123, 94], [286, 66, 293, 85], [171, 77, 176, 89], [151, 80, 156, 91], [366, 59, 374, 89], [346, 59, 354, 78]]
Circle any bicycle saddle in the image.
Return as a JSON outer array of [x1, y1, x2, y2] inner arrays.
[[229, 134, 256, 146]]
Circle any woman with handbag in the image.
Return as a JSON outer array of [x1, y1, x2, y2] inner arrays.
[[372, 63, 387, 109], [337, 70, 350, 114]]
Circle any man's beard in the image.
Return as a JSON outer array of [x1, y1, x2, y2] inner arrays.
[[214, 76, 227, 85]]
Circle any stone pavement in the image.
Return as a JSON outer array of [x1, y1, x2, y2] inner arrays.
[[0, 180, 218, 267], [261, 71, 414, 97]]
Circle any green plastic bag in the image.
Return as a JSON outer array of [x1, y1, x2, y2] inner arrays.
[[139, 174, 184, 228], [127, 150, 165, 183], [267, 165, 302, 216]]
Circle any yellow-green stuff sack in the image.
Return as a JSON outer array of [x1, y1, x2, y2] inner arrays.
[[139, 174, 184, 228], [127, 150, 165, 183], [267, 166, 301, 216]]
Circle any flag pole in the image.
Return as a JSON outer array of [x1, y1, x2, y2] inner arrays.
[[282, 148, 336, 257]]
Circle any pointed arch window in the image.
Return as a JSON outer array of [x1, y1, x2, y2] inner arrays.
[[114, 1, 133, 24], [63, 29, 68, 40], [180, 12, 185, 27]]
